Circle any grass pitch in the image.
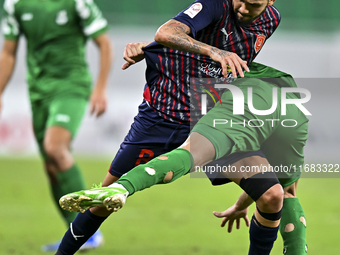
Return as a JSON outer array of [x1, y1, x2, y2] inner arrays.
[[0, 157, 339, 254]]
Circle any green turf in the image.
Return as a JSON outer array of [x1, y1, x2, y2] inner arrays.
[[0, 157, 339, 254]]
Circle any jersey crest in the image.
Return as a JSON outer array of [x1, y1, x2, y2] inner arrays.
[[21, 13, 33, 21], [254, 34, 266, 53], [56, 10, 68, 25]]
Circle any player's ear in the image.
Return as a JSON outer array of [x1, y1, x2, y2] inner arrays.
[[268, 0, 276, 6]]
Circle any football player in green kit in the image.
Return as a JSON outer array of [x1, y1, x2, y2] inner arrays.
[[60, 62, 309, 255], [0, 0, 112, 251]]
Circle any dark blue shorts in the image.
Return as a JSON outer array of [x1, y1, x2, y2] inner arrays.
[[109, 102, 190, 177], [109, 102, 265, 185]]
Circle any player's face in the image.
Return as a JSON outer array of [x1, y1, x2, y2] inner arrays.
[[232, 0, 275, 25]]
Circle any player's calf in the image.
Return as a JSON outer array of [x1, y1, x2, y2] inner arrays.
[[239, 172, 283, 255], [281, 182, 308, 254]]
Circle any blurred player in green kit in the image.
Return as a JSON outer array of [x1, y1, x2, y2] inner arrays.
[[0, 0, 112, 251]]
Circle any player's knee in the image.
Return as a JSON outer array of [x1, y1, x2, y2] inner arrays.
[[44, 141, 60, 157], [258, 184, 284, 213], [43, 140, 68, 161], [239, 172, 281, 204]]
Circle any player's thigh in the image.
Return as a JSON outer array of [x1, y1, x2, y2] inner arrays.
[[44, 126, 72, 149], [109, 114, 189, 178], [32, 95, 87, 159], [46, 94, 88, 138]]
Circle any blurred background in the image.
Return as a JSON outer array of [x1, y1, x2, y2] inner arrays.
[[0, 0, 339, 254], [0, 0, 339, 161], [0, 0, 340, 161]]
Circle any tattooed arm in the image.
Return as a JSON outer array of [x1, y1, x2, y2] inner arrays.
[[154, 19, 249, 78]]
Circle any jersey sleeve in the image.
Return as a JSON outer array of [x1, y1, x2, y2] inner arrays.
[[1, 0, 20, 40], [172, 0, 225, 37], [265, 5, 281, 39], [74, 0, 108, 39]]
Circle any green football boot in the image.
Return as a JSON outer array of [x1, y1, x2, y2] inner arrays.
[[59, 185, 128, 213]]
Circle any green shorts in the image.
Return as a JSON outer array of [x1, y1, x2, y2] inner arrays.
[[31, 94, 88, 159], [192, 78, 309, 187]]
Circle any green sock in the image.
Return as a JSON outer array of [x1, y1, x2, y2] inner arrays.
[[51, 164, 87, 225], [280, 198, 307, 254], [118, 148, 194, 195]]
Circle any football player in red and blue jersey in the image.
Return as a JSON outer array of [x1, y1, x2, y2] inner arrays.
[[56, 1, 307, 255]]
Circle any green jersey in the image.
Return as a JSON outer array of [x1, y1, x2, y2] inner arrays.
[[2, 0, 108, 100]]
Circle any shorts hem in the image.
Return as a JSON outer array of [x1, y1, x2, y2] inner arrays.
[[191, 123, 233, 159]]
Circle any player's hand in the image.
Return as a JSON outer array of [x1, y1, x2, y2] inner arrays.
[[209, 47, 249, 78], [122, 42, 149, 70], [213, 205, 250, 233], [89, 88, 107, 117]]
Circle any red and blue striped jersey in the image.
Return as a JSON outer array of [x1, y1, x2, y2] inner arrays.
[[142, 0, 280, 124]]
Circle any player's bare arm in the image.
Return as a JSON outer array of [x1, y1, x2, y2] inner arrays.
[[213, 191, 252, 232], [122, 42, 152, 70], [0, 39, 18, 115], [154, 19, 249, 78], [90, 34, 112, 117]]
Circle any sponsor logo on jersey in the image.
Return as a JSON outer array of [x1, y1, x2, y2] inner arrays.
[[21, 13, 33, 21], [220, 28, 233, 41], [254, 34, 266, 53], [56, 114, 70, 123], [184, 3, 203, 18], [198, 63, 233, 83], [56, 10, 68, 25]]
